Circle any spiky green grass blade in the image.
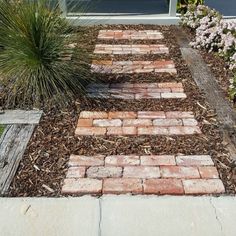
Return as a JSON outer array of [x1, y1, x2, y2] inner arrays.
[[0, 0, 91, 108]]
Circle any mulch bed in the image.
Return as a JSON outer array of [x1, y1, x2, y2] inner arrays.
[[6, 25, 236, 197]]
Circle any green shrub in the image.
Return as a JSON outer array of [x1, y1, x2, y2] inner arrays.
[[0, 0, 91, 108], [177, 0, 204, 14]]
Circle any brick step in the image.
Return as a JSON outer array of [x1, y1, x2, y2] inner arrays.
[[94, 44, 169, 55], [98, 30, 164, 40], [91, 60, 177, 74], [75, 111, 201, 136], [62, 155, 225, 195], [86, 82, 187, 99]]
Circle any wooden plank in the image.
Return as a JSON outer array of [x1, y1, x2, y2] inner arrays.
[[0, 110, 43, 124], [175, 27, 236, 154], [0, 124, 35, 195]]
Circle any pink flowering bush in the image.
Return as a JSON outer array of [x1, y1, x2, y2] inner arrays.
[[181, 5, 236, 101]]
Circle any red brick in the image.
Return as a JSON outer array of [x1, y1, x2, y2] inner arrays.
[[66, 167, 86, 178], [123, 119, 153, 127], [108, 111, 137, 119], [161, 93, 187, 99], [165, 111, 194, 119], [62, 178, 102, 194], [176, 155, 214, 166], [160, 166, 200, 178], [77, 119, 93, 127], [123, 166, 160, 178], [105, 155, 140, 166], [68, 155, 105, 167], [168, 126, 201, 135], [79, 111, 108, 119], [107, 127, 137, 135], [153, 118, 182, 126], [138, 111, 166, 119], [103, 178, 142, 194], [93, 119, 122, 127], [199, 166, 219, 179], [144, 179, 184, 195], [135, 93, 161, 99], [183, 179, 225, 194], [141, 155, 176, 166], [138, 127, 169, 135], [86, 166, 122, 178], [75, 127, 106, 136], [158, 82, 183, 88]]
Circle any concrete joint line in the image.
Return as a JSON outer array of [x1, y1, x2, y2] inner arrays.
[[98, 198, 102, 236], [209, 198, 225, 236]]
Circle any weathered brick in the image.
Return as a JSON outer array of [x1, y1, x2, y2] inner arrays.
[[75, 127, 106, 136], [123, 166, 160, 178], [182, 118, 198, 126], [66, 167, 86, 178], [138, 111, 166, 119], [165, 111, 194, 119], [123, 119, 152, 127], [77, 119, 93, 127], [135, 93, 161, 99], [176, 155, 214, 166], [158, 82, 183, 88], [183, 179, 225, 194], [141, 155, 176, 166], [62, 178, 102, 194], [144, 179, 184, 195], [93, 119, 122, 127], [107, 127, 137, 135], [153, 118, 182, 126], [103, 178, 142, 194], [138, 127, 169, 135], [160, 166, 200, 178], [199, 166, 219, 179], [105, 155, 140, 166], [161, 93, 187, 99], [168, 126, 201, 135], [68, 155, 105, 167], [79, 111, 108, 119], [86, 166, 122, 178], [108, 111, 137, 119]]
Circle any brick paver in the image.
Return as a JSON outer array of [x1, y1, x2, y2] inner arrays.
[[62, 155, 225, 195], [91, 60, 177, 74], [75, 111, 201, 136], [61, 27, 226, 196], [98, 30, 164, 40], [87, 82, 187, 100], [94, 44, 169, 55]]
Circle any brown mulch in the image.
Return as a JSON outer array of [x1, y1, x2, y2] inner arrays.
[[7, 25, 236, 197]]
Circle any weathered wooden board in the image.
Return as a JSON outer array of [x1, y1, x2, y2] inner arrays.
[[0, 110, 43, 124], [0, 124, 35, 195], [176, 28, 236, 156]]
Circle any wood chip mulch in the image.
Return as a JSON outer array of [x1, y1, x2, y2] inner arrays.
[[6, 25, 236, 197]]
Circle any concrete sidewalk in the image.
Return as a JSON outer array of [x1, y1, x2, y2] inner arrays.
[[0, 196, 236, 236]]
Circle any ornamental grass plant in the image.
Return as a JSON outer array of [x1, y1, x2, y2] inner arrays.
[[0, 0, 92, 108]]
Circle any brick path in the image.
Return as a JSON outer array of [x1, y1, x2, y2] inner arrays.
[[75, 111, 201, 136], [62, 155, 224, 195], [94, 44, 169, 55], [91, 60, 177, 74], [62, 29, 225, 195], [87, 82, 187, 99]]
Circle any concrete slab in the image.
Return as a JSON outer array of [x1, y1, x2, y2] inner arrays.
[[0, 196, 236, 236], [0, 197, 100, 236]]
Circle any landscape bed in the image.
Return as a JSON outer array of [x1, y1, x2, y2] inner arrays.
[[6, 25, 236, 197]]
